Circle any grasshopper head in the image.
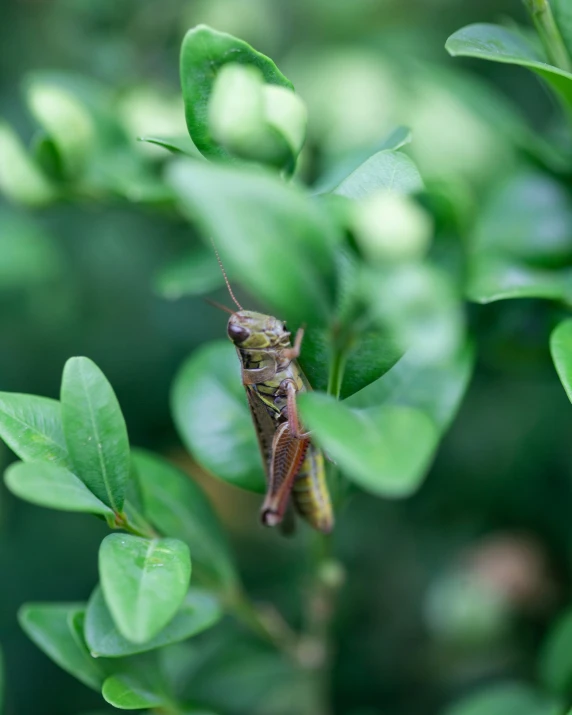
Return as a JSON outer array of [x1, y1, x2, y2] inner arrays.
[[227, 311, 289, 349]]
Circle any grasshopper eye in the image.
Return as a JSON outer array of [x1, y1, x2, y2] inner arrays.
[[228, 323, 250, 344]]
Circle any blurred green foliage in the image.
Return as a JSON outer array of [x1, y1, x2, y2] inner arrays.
[[3, 1, 572, 714]]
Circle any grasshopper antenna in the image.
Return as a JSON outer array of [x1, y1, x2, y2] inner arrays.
[[210, 237, 243, 311], [205, 298, 235, 315]]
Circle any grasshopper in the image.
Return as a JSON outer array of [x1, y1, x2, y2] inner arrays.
[[212, 250, 334, 534]]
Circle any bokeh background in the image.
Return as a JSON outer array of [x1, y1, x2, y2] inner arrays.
[[1, 1, 572, 714]]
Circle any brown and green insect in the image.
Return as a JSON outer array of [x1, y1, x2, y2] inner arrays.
[[213, 252, 334, 534]]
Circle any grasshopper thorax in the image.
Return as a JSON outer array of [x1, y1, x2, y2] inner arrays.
[[227, 310, 290, 350]]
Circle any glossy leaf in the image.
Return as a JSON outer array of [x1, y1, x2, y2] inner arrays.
[[19, 604, 105, 690], [0, 393, 71, 468], [539, 607, 572, 696], [333, 150, 423, 200], [180, 25, 293, 160], [102, 675, 164, 710], [444, 682, 562, 715], [446, 24, 572, 114], [298, 328, 402, 399], [137, 135, 203, 158], [154, 247, 225, 300], [99, 534, 191, 644], [300, 344, 473, 497], [467, 258, 572, 304], [133, 449, 237, 589], [85, 585, 221, 658], [471, 172, 572, 268], [167, 159, 339, 326], [315, 126, 412, 194], [171, 341, 265, 493], [551, 320, 572, 404], [61, 357, 131, 512], [4, 461, 112, 515]]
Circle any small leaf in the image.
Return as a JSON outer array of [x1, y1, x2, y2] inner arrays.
[[4, 462, 113, 515], [154, 247, 225, 300], [133, 449, 237, 589], [0, 393, 71, 467], [551, 320, 572, 404], [539, 607, 572, 696], [61, 357, 131, 513], [332, 150, 423, 200], [180, 25, 293, 160], [18, 604, 104, 690], [167, 159, 340, 326], [102, 674, 164, 710], [137, 135, 203, 158], [443, 682, 562, 715], [171, 341, 265, 493], [300, 344, 473, 497], [85, 585, 222, 658], [446, 24, 572, 114], [99, 534, 191, 644]]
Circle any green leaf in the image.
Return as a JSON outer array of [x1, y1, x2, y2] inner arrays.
[[553, 0, 572, 57], [61, 357, 131, 513], [332, 150, 423, 199], [137, 135, 203, 158], [467, 257, 572, 303], [299, 329, 402, 399], [99, 534, 191, 644], [0, 121, 57, 206], [0, 393, 71, 468], [446, 24, 572, 114], [550, 320, 572, 403], [4, 461, 112, 515], [300, 344, 473, 497], [471, 171, 572, 268], [171, 341, 265, 493], [154, 247, 225, 300], [539, 607, 572, 696], [180, 25, 293, 160], [18, 604, 105, 690], [443, 682, 562, 715], [167, 159, 339, 326], [133, 449, 237, 589], [85, 585, 221, 658], [102, 674, 164, 710], [315, 126, 412, 194]]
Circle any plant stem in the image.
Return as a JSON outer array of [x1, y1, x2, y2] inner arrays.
[[300, 533, 345, 715], [327, 334, 349, 399], [524, 0, 572, 72]]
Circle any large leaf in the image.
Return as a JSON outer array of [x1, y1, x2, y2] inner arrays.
[[133, 450, 237, 589], [102, 674, 164, 710], [466, 171, 572, 304], [61, 357, 131, 513], [446, 24, 572, 114], [19, 604, 105, 690], [332, 150, 423, 199], [298, 328, 402, 399], [550, 319, 572, 404], [299, 344, 473, 497], [443, 682, 562, 715], [167, 159, 340, 326], [180, 25, 293, 160], [85, 585, 221, 658], [539, 607, 572, 696], [0, 393, 71, 468], [553, 0, 572, 57], [4, 462, 112, 516], [99, 534, 191, 644], [171, 341, 265, 493]]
